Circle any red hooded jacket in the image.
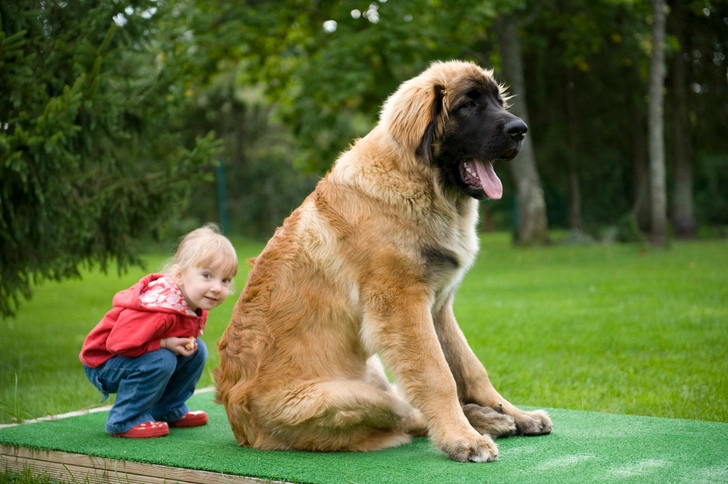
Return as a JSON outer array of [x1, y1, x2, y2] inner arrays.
[[79, 273, 207, 368]]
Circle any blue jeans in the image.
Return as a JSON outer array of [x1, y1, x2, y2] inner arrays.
[[83, 339, 208, 434]]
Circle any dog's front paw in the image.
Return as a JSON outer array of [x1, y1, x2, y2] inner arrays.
[[440, 432, 499, 463], [514, 409, 553, 436]]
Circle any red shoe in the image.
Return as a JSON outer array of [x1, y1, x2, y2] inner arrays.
[[113, 421, 169, 438], [168, 410, 208, 428]]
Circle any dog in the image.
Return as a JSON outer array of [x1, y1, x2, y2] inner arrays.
[[215, 60, 552, 463]]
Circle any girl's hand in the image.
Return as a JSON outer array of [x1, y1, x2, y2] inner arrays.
[[160, 336, 197, 356]]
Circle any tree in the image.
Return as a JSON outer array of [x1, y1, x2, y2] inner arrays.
[[179, 0, 728, 238], [171, 0, 547, 236], [494, 14, 550, 245], [685, 2, 728, 229], [179, 72, 319, 238], [31, 0, 717, 252], [187, 0, 552, 242], [648, 0, 669, 247], [668, 0, 697, 237], [0, 0, 219, 317], [513, 0, 656, 239]]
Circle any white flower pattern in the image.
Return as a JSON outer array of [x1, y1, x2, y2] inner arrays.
[[139, 276, 197, 317]]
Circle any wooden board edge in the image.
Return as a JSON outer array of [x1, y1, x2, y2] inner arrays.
[[1, 444, 285, 484]]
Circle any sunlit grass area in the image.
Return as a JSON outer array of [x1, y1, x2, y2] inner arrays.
[[457, 233, 728, 421], [1, 233, 726, 425]]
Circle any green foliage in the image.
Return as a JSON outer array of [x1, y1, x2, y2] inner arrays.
[[175, 0, 502, 171], [171, 0, 727, 235], [0, 467, 64, 484], [99, 0, 725, 240], [0, 1, 221, 316], [177, 72, 319, 239], [695, 154, 728, 225], [512, 0, 727, 230], [614, 212, 648, 243], [270, 0, 504, 171]]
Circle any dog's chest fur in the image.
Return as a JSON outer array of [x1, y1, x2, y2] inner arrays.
[[421, 200, 479, 311], [307, 150, 481, 315]]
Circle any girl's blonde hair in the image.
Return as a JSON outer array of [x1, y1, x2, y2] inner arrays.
[[162, 223, 238, 280]]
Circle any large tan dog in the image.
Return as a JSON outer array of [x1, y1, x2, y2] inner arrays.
[[216, 60, 552, 463]]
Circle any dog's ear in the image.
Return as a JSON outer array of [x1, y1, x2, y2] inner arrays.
[[416, 85, 444, 164], [380, 80, 445, 161]]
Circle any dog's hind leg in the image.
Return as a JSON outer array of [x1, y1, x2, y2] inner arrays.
[[254, 379, 419, 452], [462, 403, 516, 438], [364, 354, 428, 436]]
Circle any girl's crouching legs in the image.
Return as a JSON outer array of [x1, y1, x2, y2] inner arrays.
[[152, 338, 208, 423], [100, 350, 178, 435]]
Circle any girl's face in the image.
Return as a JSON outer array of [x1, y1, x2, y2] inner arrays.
[[175, 263, 233, 312]]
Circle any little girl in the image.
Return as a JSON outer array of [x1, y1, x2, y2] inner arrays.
[[80, 224, 238, 438]]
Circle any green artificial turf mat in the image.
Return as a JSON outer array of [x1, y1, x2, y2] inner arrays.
[[1, 391, 727, 483]]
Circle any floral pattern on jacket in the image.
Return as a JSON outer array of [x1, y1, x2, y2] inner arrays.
[[139, 276, 197, 316]]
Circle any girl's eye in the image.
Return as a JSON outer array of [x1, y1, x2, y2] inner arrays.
[[223, 278, 231, 284], [202, 273, 211, 279]]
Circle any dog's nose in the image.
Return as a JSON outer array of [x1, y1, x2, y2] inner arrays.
[[505, 119, 528, 142]]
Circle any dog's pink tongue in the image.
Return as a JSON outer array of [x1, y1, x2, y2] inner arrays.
[[475, 160, 503, 200]]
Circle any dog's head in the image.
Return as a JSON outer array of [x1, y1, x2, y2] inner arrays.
[[379, 60, 526, 200]]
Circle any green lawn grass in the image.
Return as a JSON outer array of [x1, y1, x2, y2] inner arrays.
[[1, 233, 726, 425], [0, 468, 57, 484]]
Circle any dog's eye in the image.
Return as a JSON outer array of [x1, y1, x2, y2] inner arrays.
[[461, 100, 477, 110]]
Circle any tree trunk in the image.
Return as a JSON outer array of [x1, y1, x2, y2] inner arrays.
[[648, 0, 669, 247], [669, 0, 698, 237], [495, 16, 549, 245]]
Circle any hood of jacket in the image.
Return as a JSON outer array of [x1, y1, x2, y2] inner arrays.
[[112, 273, 199, 317]]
